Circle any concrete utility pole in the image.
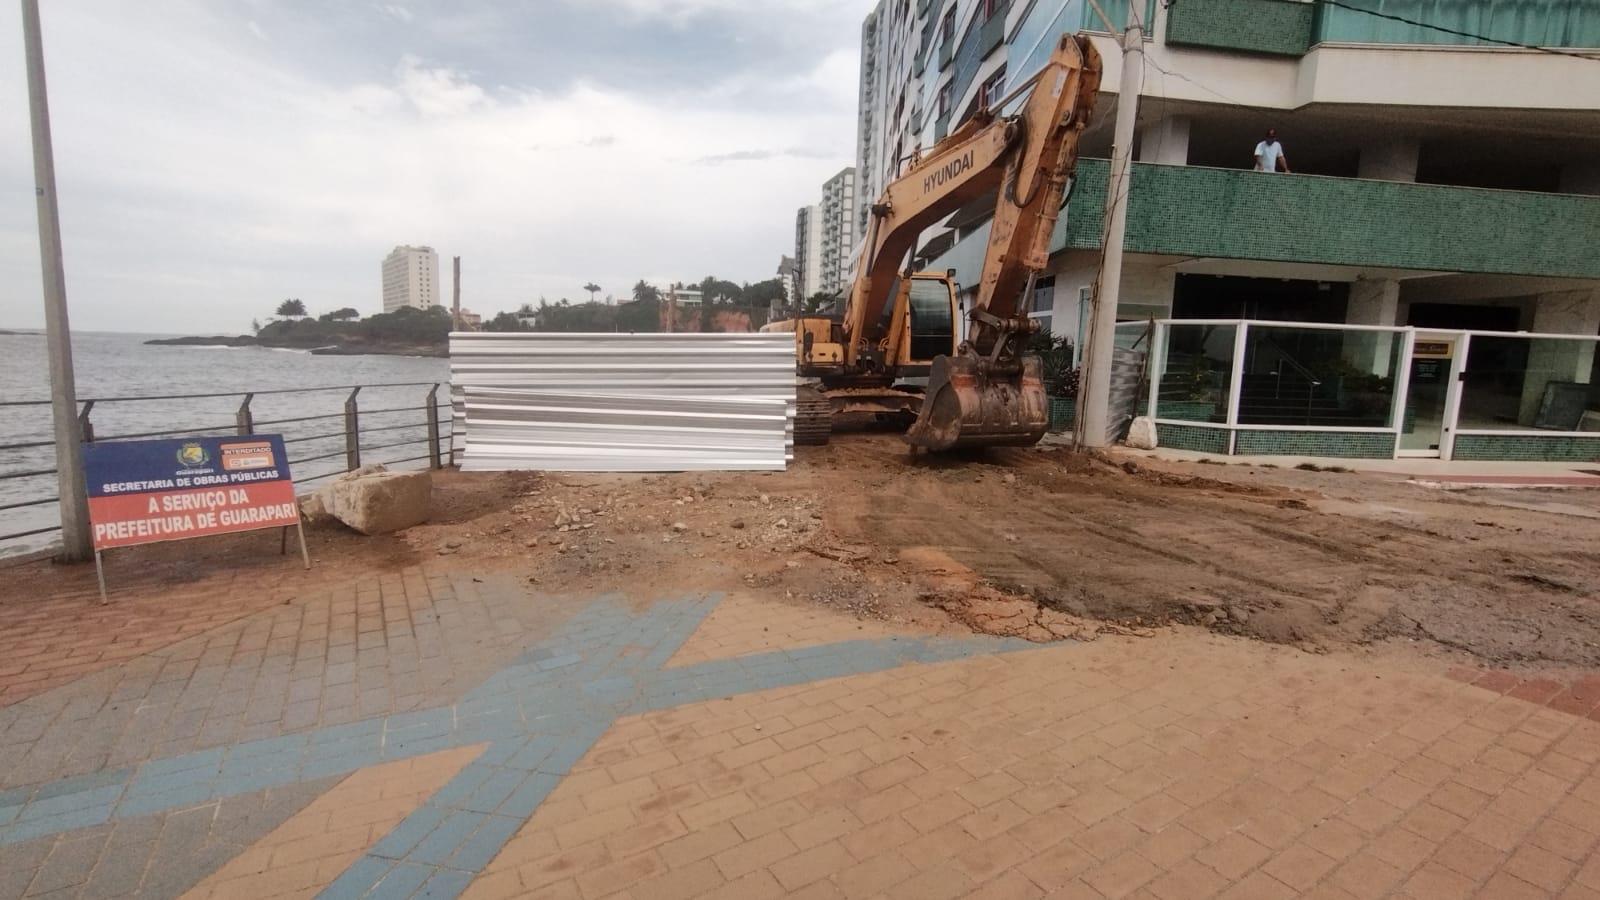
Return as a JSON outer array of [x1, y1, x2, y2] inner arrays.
[[451, 255, 462, 330], [1078, 19, 1144, 448], [21, 0, 91, 561]]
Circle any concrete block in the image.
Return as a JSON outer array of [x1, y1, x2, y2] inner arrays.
[[325, 470, 432, 535]]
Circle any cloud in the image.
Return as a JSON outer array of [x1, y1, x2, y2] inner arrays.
[[0, 0, 876, 334], [693, 147, 834, 165], [377, 3, 414, 24], [395, 55, 491, 116]]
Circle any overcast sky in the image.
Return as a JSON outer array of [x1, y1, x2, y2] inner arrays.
[[0, 0, 873, 334]]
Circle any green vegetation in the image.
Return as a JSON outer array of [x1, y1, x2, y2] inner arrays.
[[256, 305, 452, 347]]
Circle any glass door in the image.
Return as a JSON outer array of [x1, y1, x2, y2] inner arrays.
[[1397, 332, 1463, 457]]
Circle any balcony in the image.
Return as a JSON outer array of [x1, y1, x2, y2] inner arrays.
[[1165, 0, 1600, 57], [980, 1, 1011, 58], [1165, 0, 1312, 57], [1056, 160, 1600, 280]]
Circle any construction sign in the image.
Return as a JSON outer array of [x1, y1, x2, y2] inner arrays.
[[82, 435, 300, 551]]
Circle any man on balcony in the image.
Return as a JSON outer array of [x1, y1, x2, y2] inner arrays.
[[1254, 128, 1290, 174]]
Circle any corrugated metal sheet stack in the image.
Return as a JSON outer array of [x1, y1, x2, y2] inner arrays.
[[448, 333, 796, 472]]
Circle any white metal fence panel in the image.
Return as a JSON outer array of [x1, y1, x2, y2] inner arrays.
[[449, 332, 796, 472]]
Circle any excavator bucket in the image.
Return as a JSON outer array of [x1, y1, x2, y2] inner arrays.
[[904, 354, 1049, 451]]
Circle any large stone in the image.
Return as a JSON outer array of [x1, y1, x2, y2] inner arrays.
[[324, 470, 432, 535], [1125, 416, 1158, 450], [298, 491, 331, 523]]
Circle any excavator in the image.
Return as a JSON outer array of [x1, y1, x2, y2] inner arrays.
[[764, 32, 1101, 450]]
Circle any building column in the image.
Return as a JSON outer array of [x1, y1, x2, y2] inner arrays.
[[1344, 277, 1400, 377], [1518, 288, 1600, 427], [1137, 115, 1190, 166], [1358, 138, 1420, 183]]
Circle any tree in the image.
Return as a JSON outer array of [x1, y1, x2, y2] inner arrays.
[[742, 278, 785, 309], [803, 292, 836, 315], [485, 311, 533, 332], [276, 299, 307, 317], [632, 280, 660, 304], [251, 318, 263, 335], [583, 282, 602, 303], [318, 307, 360, 323]]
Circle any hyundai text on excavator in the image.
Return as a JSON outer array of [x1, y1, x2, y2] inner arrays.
[[763, 33, 1101, 450]]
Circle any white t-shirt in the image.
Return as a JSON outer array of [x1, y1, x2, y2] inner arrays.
[[1255, 140, 1285, 172]]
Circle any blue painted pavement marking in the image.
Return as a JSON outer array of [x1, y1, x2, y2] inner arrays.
[[0, 590, 1048, 900]]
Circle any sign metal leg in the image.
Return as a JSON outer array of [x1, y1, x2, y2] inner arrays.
[[295, 518, 311, 570], [94, 549, 109, 604]]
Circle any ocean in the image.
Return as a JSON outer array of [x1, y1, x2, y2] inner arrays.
[[0, 331, 450, 558]]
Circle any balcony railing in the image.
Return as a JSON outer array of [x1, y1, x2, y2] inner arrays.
[[1057, 159, 1600, 280]]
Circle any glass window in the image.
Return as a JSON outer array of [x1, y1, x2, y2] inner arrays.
[[982, 66, 1007, 109], [941, 7, 956, 42], [1157, 324, 1235, 423], [1458, 335, 1597, 431], [1240, 325, 1401, 429]]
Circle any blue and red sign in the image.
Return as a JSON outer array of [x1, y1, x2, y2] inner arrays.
[[82, 435, 300, 550]]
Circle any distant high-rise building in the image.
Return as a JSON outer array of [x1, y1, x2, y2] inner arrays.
[[381, 245, 440, 313], [816, 168, 857, 297], [794, 205, 823, 300]]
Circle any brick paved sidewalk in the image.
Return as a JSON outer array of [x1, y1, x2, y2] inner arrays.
[[1, 568, 1598, 899]]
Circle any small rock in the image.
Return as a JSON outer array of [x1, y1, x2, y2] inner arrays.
[[760, 494, 771, 505], [437, 546, 458, 556], [775, 518, 789, 529], [555, 511, 571, 527], [524, 537, 539, 548], [1003, 533, 1019, 543], [1122, 461, 1140, 474], [671, 522, 688, 533], [732, 520, 747, 530], [883, 556, 900, 565], [736, 541, 750, 550], [1002, 472, 1016, 485], [444, 539, 463, 550], [785, 561, 801, 569], [1202, 611, 1220, 626], [580, 523, 595, 530], [1227, 606, 1250, 625]]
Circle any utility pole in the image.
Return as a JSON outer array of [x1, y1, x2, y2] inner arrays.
[[21, 0, 91, 561], [1078, 17, 1144, 448], [451, 255, 462, 330]]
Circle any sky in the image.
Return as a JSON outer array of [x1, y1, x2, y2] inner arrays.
[[0, 0, 875, 334]]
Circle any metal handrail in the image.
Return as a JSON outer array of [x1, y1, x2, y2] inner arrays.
[[0, 381, 447, 407], [2, 381, 453, 553]]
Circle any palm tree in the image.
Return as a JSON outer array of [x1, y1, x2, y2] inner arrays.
[[631, 280, 660, 304], [583, 282, 602, 303], [276, 298, 306, 317]]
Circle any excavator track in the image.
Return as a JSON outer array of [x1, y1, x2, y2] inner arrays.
[[794, 386, 833, 446]]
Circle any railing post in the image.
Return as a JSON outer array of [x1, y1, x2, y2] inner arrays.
[[78, 399, 95, 443], [344, 387, 362, 471], [1225, 323, 1248, 429], [425, 384, 442, 469], [236, 393, 254, 435]]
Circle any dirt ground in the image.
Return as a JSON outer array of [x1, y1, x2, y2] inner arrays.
[[10, 437, 1600, 671]]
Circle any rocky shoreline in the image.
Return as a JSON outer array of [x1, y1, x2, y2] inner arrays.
[[145, 335, 447, 358]]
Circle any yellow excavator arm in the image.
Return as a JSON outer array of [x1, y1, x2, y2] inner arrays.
[[844, 33, 1101, 450]]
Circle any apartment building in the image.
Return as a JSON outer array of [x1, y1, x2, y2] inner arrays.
[[855, 0, 1600, 460], [793, 205, 823, 300], [381, 245, 440, 313], [817, 168, 858, 297]]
